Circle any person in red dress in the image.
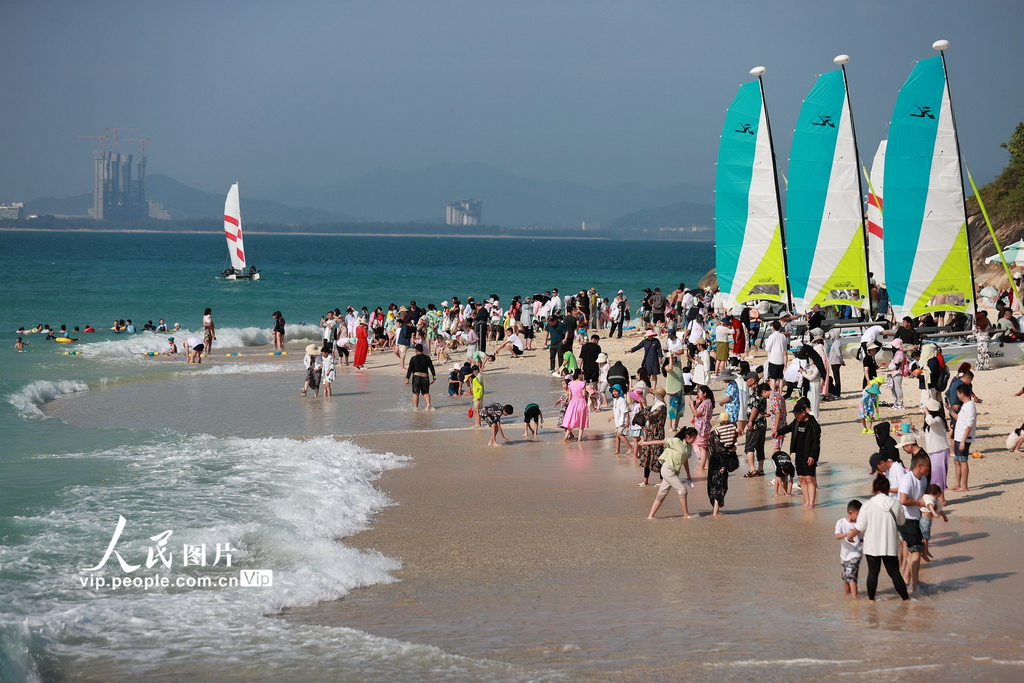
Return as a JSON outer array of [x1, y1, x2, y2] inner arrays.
[[353, 318, 369, 369]]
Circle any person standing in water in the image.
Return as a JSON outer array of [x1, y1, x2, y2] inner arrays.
[[203, 308, 216, 357], [405, 343, 437, 410]]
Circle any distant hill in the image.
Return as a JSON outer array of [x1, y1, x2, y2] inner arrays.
[[273, 162, 709, 228], [606, 201, 713, 230], [24, 174, 357, 224]]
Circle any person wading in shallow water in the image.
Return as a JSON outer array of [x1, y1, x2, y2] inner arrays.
[[405, 344, 436, 410]]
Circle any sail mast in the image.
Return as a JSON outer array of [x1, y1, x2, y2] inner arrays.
[[933, 39, 979, 309], [752, 66, 795, 312], [835, 55, 873, 319]]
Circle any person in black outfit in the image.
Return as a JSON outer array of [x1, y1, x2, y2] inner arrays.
[[610, 291, 629, 339], [545, 316, 566, 374], [473, 303, 489, 353], [890, 317, 921, 349], [607, 360, 629, 392], [776, 398, 821, 509], [579, 335, 603, 384], [873, 421, 901, 464], [405, 344, 436, 410]]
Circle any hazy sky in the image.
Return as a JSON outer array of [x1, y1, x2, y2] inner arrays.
[[2, 0, 1022, 203]]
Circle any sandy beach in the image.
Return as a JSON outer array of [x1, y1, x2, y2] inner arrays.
[[45, 330, 1024, 679]]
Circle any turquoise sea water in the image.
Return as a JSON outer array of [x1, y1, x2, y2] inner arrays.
[[0, 230, 712, 680]]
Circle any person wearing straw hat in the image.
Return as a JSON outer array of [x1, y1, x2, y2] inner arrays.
[[707, 411, 738, 515], [627, 329, 664, 389], [301, 343, 324, 397]]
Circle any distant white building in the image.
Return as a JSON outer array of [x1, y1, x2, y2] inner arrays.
[[446, 199, 482, 226], [148, 201, 171, 220], [0, 202, 24, 219]]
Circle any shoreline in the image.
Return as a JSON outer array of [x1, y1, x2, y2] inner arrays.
[[0, 227, 714, 242], [37, 333, 1024, 677]]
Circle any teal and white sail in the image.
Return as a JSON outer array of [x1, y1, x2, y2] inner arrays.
[[715, 70, 790, 309], [786, 60, 869, 313], [883, 47, 974, 318], [865, 140, 886, 289]]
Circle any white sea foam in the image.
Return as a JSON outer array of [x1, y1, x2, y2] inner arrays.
[[190, 362, 291, 375], [0, 434, 544, 680], [6, 379, 90, 419], [74, 325, 321, 361]]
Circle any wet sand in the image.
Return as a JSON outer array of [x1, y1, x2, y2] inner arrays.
[[282, 425, 1024, 679], [45, 338, 1024, 678]]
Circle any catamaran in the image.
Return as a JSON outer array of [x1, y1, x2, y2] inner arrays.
[[714, 66, 791, 312], [786, 55, 870, 316], [222, 182, 260, 280]]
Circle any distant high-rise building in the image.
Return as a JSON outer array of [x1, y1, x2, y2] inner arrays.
[[0, 202, 24, 220], [446, 199, 482, 226], [90, 151, 146, 221]]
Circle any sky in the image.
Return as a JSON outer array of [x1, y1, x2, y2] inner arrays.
[[2, 0, 1022, 204]]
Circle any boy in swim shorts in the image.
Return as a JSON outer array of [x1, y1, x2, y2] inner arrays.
[[481, 403, 514, 445], [523, 402, 543, 438], [834, 500, 863, 599]]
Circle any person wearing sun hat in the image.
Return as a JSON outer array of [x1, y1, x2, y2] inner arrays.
[[301, 343, 324, 397], [627, 328, 665, 388], [707, 411, 737, 515], [859, 380, 882, 433]]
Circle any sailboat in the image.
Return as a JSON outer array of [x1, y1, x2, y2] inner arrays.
[[865, 140, 886, 294], [222, 182, 260, 280], [714, 66, 791, 311], [786, 55, 870, 315], [882, 41, 973, 319]]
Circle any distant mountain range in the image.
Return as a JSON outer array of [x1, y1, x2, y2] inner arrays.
[[24, 163, 714, 229]]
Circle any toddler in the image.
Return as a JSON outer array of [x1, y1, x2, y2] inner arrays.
[[834, 500, 863, 598]]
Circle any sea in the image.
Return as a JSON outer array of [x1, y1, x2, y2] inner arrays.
[[0, 230, 714, 681]]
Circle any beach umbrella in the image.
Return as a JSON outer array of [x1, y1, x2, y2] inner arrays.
[[984, 239, 1024, 266], [979, 286, 999, 299]]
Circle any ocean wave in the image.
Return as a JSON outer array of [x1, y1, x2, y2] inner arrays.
[[0, 435, 527, 679], [76, 325, 322, 360], [190, 362, 292, 375], [6, 379, 89, 419]]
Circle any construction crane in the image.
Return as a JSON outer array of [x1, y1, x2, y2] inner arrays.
[[123, 138, 151, 156], [77, 134, 108, 151], [105, 127, 140, 155]]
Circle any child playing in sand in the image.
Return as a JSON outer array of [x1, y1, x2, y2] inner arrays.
[[835, 499, 863, 598], [523, 402, 543, 438], [859, 381, 881, 434], [609, 385, 632, 455], [321, 347, 336, 398], [481, 403, 514, 445], [771, 450, 794, 496], [447, 364, 462, 396], [920, 483, 948, 561], [628, 388, 646, 459], [467, 366, 485, 427]]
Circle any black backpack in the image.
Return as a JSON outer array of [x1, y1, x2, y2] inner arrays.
[[932, 364, 950, 391]]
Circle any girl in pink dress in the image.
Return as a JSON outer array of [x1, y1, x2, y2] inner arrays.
[[691, 384, 714, 470], [561, 369, 594, 443]]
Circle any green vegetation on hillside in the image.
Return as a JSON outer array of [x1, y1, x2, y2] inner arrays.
[[969, 122, 1024, 223]]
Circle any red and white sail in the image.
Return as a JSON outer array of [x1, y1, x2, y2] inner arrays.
[[866, 141, 886, 288], [224, 182, 246, 271]]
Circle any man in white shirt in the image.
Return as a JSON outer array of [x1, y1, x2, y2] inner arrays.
[[897, 451, 930, 593], [763, 321, 789, 391], [952, 384, 976, 492], [493, 332, 525, 358], [549, 289, 562, 316], [859, 323, 886, 358]]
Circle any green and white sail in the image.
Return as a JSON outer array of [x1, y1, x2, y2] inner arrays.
[[883, 48, 974, 318], [865, 140, 886, 289], [715, 71, 790, 309], [786, 62, 869, 313]]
